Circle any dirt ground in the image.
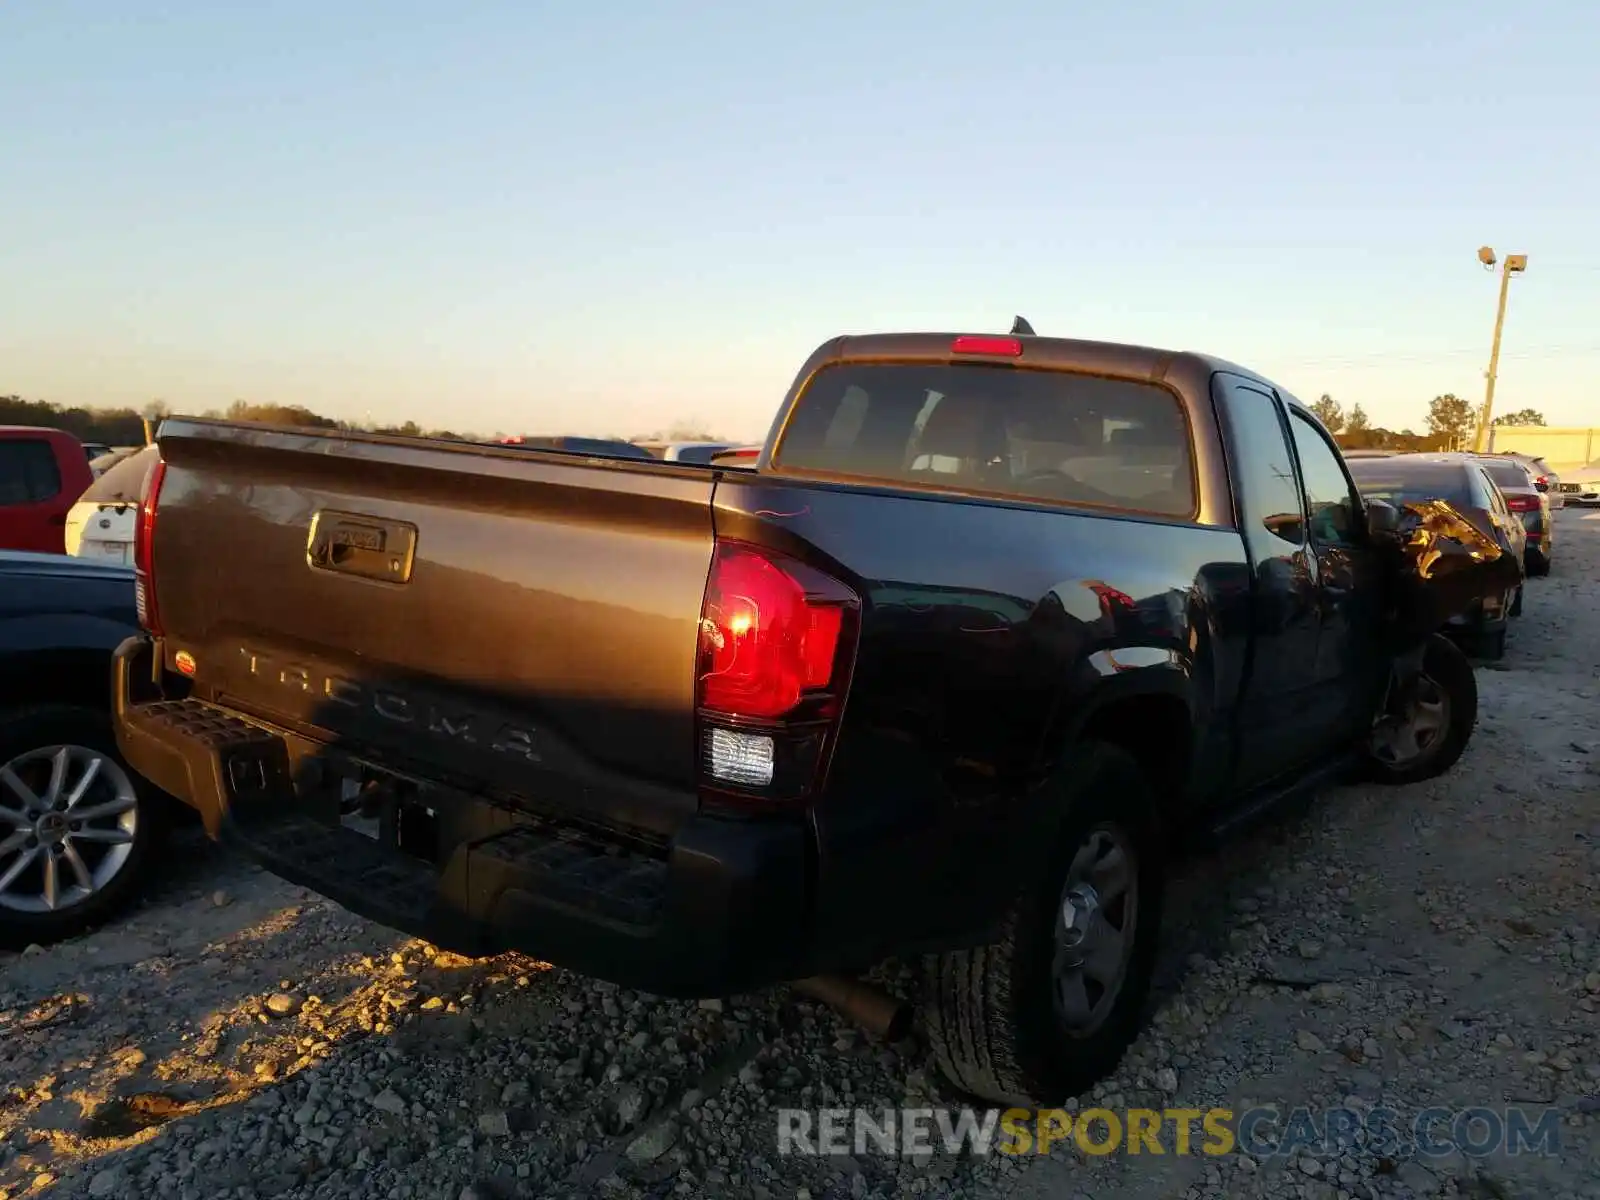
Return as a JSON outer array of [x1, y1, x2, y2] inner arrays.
[[994, 509, 1600, 1199], [2, 512, 1596, 1200]]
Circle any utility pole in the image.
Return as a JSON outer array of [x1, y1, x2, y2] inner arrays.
[[1472, 247, 1528, 452]]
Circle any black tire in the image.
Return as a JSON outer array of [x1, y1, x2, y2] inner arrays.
[[1510, 587, 1523, 618], [1526, 549, 1551, 578], [925, 742, 1163, 1106], [1366, 634, 1477, 786], [0, 705, 165, 949]]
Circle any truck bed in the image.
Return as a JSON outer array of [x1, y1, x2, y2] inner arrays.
[[149, 420, 719, 838]]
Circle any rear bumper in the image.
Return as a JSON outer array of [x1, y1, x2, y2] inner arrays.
[[110, 635, 816, 997]]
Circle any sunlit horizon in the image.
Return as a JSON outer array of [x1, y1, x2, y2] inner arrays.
[[3, 2, 1597, 440]]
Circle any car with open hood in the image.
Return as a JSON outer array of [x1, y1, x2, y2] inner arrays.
[[1347, 453, 1526, 658]]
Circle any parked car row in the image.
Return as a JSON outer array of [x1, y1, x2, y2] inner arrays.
[[1343, 449, 1566, 660], [504, 436, 764, 466]]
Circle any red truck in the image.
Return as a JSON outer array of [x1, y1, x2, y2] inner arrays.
[[0, 427, 94, 555]]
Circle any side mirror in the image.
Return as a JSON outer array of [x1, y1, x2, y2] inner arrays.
[[1366, 498, 1401, 538]]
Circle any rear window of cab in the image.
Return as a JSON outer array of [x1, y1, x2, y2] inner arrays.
[[772, 363, 1196, 518]]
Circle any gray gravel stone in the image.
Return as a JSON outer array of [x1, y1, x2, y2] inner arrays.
[[5, 511, 1599, 1200]]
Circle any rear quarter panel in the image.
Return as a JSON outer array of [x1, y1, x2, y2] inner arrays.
[[712, 477, 1250, 958]]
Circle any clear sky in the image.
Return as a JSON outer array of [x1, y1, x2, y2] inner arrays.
[[3, 1, 1597, 440]]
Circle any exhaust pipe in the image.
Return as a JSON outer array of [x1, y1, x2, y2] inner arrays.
[[791, 975, 913, 1042]]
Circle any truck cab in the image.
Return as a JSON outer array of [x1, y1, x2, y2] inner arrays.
[[0, 427, 94, 555]]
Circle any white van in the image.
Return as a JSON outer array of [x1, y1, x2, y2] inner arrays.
[[65, 445, 157, 563]]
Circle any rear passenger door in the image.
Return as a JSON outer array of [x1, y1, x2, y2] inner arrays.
[[1212, 378, 1327, 789], [1283, 410, 1387, 743], [0, 435, 69, 554]]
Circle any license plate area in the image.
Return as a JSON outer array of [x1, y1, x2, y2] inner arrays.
[[336, 764, 440, 866]]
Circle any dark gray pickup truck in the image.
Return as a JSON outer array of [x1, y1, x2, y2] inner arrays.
[[110, 327, 1512, 1104]]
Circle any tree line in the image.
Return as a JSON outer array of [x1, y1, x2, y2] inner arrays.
[[1309, 393, 1545, 452], [0, 395, 725, 448], [2, 390, 1544, 456]]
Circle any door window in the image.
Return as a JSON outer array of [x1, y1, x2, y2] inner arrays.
[[0, 439, 63, 506], [1477, 468, 1509, 522], [1218, 383, 1304, 546], [1287, 413, 1360, 545]]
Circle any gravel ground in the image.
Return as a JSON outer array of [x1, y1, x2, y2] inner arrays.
[[3, 512, 1597, 1200]]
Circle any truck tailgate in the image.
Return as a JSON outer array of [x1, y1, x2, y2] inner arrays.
[[148, 421, 717, 835]]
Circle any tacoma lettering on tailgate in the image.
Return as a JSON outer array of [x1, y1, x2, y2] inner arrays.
[[237, 647, 542, 761]]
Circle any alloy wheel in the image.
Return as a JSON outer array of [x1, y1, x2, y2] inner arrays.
[[0, 745, 140, 914]]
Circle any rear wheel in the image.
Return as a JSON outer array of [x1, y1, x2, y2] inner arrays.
[[1367, 634, 1477, 785], [1509, 587, 1523, 618], [0, 706, 165, 949], [925, 743, 1163, 1106], [1526, 548, 1551, 577]]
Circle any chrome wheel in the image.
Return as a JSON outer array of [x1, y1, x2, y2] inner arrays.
[[1051, 826, 1138, 1037], [1370, 674, 1451, 768], [0, 745, 139, 914]]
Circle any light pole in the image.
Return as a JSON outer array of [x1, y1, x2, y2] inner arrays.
[[1472, 246, 1528, 452]]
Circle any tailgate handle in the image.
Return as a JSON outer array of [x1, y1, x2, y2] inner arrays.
[[307, 511, 418, 584]]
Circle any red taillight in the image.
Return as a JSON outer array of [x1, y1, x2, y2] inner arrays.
[[133, 459, 168, 634], [695, 540, 859, 805], [698, 542, 850, 718], [950, 335, 1023, 357], [1505, 494, 1538, 512]]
